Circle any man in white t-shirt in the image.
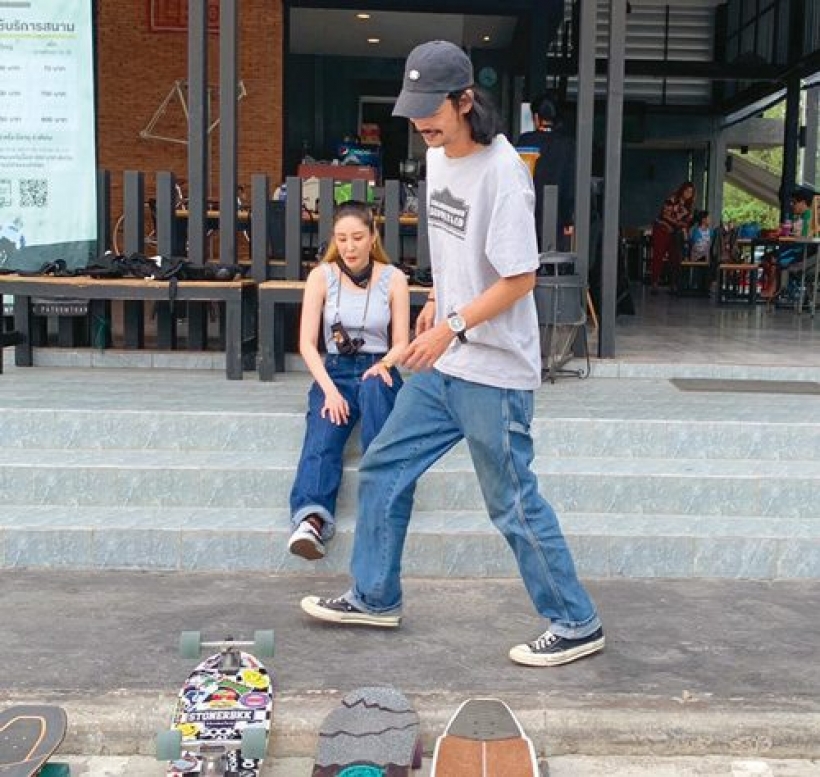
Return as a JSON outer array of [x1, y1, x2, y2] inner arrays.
[[301, 40, 604, 667]]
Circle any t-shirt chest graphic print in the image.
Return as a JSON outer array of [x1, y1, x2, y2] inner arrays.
[[428, 187, 469, 240]]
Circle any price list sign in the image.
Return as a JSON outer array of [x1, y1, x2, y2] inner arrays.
[[0, 0, 97, 271]]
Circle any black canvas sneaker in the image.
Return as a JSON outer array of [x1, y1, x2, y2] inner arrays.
[[509, 627, 605, 667], [300, 594, 401, 628]]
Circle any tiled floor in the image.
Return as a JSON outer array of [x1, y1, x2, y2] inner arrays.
[[602, 286, 820, 367]]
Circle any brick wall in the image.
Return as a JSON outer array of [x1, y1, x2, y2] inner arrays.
[[96, 0, 283, 241]]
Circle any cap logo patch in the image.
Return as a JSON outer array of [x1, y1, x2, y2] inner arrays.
[[408, 69, 420, 81]]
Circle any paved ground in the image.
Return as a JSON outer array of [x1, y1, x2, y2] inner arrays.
[[3, 570, 820, 765], [58, 755, 820, 776]]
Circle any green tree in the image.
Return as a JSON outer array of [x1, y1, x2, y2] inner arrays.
[[722, 102, 784, 226], [723, 182, 778, 226]]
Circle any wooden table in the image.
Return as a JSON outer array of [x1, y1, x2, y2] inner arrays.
[[739, 236, 820, 315]]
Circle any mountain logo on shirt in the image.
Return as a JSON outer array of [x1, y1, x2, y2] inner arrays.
[[429, 187, 469, 240]]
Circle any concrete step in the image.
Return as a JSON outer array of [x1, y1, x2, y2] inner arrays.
[[2, 506, 818, 578], [2, 408, 819, 460], [1, 448, 818, 518], [3, 372, 818, 577]]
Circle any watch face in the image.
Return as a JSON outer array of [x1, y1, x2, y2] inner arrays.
[[448, 313, 466, 333]]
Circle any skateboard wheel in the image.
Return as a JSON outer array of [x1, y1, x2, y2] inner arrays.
[[253, 629, 275, 657], [241, 727, 268, 760], [179, 631, 202, 659], [156, 729, 183, 761]]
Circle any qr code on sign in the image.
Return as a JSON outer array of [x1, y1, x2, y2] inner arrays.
[[20, 178, 48, 208]]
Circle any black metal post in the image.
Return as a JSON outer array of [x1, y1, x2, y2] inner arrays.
[[251, 174, 270, 282], [383, 179, 401, 262], [599, 0, 628, 358], [285, 176, 303, 280], [574, 0, 597, 282], [156, 171, 178, 349], [781, 76, 801, 221], [96, 169, 111, 256], [123, 170, 145, 348], [219, 0, 238, 266], [416, 180, 430, 271], [187, 0, 209, 349]]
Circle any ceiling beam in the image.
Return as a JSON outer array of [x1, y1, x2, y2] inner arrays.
[[548, 58, 783, 82]]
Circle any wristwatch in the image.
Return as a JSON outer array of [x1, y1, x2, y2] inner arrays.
[[447, 312, 468, 343]]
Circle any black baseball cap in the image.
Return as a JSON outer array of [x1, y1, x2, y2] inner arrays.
[[393, 40, 474, 120]]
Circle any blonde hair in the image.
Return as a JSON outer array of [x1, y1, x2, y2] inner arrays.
[[321, 200, 391, 266]]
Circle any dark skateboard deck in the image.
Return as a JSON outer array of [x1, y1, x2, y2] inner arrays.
[[164, 650, 273, 777], [430, 698, 539, 777], [0, 705, 67, 777], [312, 686, 422, 776]]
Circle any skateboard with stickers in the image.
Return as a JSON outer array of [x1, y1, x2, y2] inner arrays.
[[430, 698, 540, 777], [0, 704, 69, 777], [312, 686, 422, 776], [156, 631, 275, 777]]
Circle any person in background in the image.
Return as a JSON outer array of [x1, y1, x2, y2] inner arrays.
[[516, 92, 576, 251], [287, 200, 409, 561], [761, 187, 817, 301], [301, 40, 605, 668], [788, 186, 816, 238], [650, 181, 696, 293], [689, 210, 712, 262]]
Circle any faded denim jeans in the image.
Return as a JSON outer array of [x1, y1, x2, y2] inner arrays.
[[289, 353, 403, 540], [346, 369, 601, 639]]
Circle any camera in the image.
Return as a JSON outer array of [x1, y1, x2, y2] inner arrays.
[[331, 322, 364, 355]]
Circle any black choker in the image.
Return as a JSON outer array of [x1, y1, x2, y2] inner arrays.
[[338, 259, 373, 289]]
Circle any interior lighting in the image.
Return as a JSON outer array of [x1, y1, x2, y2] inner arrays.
[[367, 37, 380, 44], [356, 13, 371, 20]]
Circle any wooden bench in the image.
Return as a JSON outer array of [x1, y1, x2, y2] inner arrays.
[[257, 279, 432, 381], [0, 275, 257, 380], [677, 260, 710, 296], [717, 262, 759, 304]]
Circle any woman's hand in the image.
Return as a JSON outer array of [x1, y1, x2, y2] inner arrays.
[[321, 388, 350, 425]]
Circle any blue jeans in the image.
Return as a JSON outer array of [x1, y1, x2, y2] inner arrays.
[[290, 353, 403, 540], [346, 369, 601, 639]]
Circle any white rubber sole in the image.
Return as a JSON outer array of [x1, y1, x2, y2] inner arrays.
[[508, 635, 605, 667], [300, 596, 401, 628]]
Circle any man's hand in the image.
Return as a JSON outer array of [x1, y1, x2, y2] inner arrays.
[[401, 322, 453, 372], [415, 299, 436, 335]]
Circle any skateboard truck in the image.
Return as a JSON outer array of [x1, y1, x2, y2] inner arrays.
[[157, 727, 267, 774], [179, 630, 275, 671]]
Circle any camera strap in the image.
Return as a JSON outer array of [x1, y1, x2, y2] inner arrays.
[[333, 264, 373, 346]]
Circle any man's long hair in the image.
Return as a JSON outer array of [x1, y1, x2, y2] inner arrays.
[[448, 86, 503, 146]]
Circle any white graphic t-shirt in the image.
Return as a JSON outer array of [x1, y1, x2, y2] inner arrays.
[[426, 134, 541, 389]]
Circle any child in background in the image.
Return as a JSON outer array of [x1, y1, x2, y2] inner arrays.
[[689, 210, 712, 263]]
